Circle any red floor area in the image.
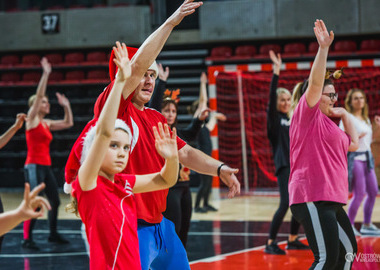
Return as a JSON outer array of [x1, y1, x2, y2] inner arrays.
[[190, 237, 380, 270]]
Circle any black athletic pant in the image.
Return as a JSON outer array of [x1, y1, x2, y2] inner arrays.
[[0, 195, 3, 251], [163, 185, 192, 247], [24, 164, 61, 239], [195, 174, 212, 208], [291, 201, 357, 269], [268, 167, 301, 240]]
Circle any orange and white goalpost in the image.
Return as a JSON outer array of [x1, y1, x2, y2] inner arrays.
[[207, 58, 380, 193]]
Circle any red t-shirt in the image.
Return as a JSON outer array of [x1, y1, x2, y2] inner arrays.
[[72, 174, 140, 270], [25, 122, 52, 166], [94, 81, 186, 223]]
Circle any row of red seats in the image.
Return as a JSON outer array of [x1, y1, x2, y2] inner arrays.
[[207, 39, 380, 61], [0, 51, 108, 68], [0, 69, 109, 85]]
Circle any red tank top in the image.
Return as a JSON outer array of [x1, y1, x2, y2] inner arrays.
[[25, 122, 53, 166]]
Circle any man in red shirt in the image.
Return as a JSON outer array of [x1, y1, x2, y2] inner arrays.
[[65, 1, 240, 269]]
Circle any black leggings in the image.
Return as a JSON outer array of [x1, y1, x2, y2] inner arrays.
[[23, 164, 61, 239], [0, 195, 3, 251], [291, 201, 357, 269], [268, 167, 301, 240], [195, 174, 212, 208], [163, 185, 192, 247]]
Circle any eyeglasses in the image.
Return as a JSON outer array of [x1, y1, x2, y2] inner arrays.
[[322, 92, 338, 101]]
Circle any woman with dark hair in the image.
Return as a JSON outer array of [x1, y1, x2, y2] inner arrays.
[[340, 88, 380, 235], [289, 20, 358, 269], [23, 57, 73, 249], [265, 50, 308, 255]]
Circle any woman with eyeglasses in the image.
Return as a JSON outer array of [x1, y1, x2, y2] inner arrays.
[[289, 20, 358, 269], [339, 89, 380, 236]]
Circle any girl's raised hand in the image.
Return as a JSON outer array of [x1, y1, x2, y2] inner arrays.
[[153, 122, 178, 160], [113, 41, 132, 81]]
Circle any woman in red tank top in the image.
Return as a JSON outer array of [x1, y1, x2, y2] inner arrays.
[[22, 57, 74, 250]]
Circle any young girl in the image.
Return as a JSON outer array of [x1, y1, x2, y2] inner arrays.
[[68, 42, 179, 269]]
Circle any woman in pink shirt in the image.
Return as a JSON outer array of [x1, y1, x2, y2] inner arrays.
[[289, 20, 359, 269]]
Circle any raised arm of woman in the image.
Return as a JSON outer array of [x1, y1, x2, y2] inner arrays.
[[305, 20, 334, 108]]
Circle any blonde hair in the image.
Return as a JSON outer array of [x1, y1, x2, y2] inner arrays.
[[345, 88, 369, 123], [276, 87, 291, 97], [65, 196, 79, 217], [289, 82, 305, 120], [28, 94, 48, 107]]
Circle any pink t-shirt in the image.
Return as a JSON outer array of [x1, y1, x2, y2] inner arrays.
[[289, 95, 351, 206], [72, 174, 141, 270]]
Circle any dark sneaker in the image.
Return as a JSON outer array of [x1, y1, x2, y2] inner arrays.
[[194, 207, 207, 213], [286, 238, 310, 250], [48, 233, 70, 244], [21, 239, 40, 250], [204, 205, 218, 212], [264, 242, 286, 255]]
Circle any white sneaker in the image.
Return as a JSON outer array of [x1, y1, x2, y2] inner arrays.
[[360, 223, 380, 236], [352, 225, 362, 236]]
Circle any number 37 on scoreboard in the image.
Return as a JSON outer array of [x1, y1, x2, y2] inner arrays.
[[41, 13, 60, 34]]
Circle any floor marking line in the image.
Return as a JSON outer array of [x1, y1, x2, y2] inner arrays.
[[189, 237, 307, 264], [0, 252, 89, 258]]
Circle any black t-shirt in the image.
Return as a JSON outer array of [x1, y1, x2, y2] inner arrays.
[[267, 74, 290, 175]]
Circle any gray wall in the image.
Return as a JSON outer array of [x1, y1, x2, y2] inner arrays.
[[200, 0, 380, 42], [0, 6, 151, 51]]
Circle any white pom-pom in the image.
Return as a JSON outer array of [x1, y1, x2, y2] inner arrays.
[[64, 182, 72, 194]]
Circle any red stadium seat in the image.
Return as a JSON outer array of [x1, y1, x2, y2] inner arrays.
[[86, 69, 108, 83], [330, 40, 357, 56], [21, 54, 40, 66], [231, 45, 257, 60], [206, 46, 233, 61], [303, 41, 319, 57], [282, 42, 306, 58], [22, 72, 41, 83], [1, 54, 20, 66], [254, 44, 281, 59], [86, 51, 107, 64], [45, 53, 63, 64], [64, 52, 85, 64], [64, 70, 85, 82], [1, 72, 21, 83], [49, 71, 64, 82], [357, 39, 380, 54]]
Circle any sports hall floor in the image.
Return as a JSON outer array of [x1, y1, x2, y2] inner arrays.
[[0, 189, 379, 269]]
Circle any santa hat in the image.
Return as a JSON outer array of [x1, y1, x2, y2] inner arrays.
[[108, 46, 158, 81], [63, 118, 133, 194]]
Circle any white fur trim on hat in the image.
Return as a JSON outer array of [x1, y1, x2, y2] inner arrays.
[[63, 182, 72, 194], [80, 119, 133, 165], [149, 61, 159, 79]]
